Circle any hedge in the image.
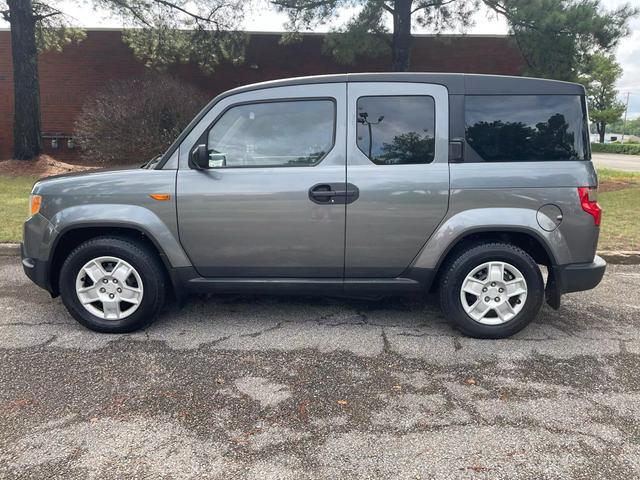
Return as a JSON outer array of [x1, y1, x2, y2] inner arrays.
[[591, 143, 640, 155]]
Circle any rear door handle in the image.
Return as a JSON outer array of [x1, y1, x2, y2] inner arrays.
[[310, 189, 337, 198], [309, 183, 359, 205]]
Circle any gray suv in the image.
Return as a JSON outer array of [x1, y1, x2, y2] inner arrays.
[[21, 73, 606, 338]]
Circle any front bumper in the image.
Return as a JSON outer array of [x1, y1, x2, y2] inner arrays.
[[545, 255, 606, 309], [21, 243, 53, 294]]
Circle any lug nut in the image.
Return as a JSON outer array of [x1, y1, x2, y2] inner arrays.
[[482, 287, 487, 292], [117, 288, 122, 293], [491, 282, 496, 287], [100, 287, 106, 293], [113, 279, 118, 283], [484, 296, 490, 302], [109, 293, 114, 299], [494, 297, 500, 302], [498, 288, 504, 293], [102, 279, 108, 284]]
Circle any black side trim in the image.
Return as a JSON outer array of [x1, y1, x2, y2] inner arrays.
[[172, 266, 430, 298]]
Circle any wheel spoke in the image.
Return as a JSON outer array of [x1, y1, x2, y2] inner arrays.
[[462, 277, 485, 296], [102, 300, 121, 320], [494, 301, 515, 322], [466, 298, 492, 321], [119, 285, 142, 305], [488, 262, 504, 282], [83, 261, 106, 284], [111, 261, 132, 284], [77, 286, 100, 305], [505, 278, 527, 297]]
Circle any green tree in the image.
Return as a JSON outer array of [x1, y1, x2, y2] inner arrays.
[[380, 131, 434, 163], [484, 0, 636, 81], [609, 117, 640, 137], [274, 0, 636, 77], [1, 1, 83, 160], [94, 0, 250, 73], [579, 53, 625, 143], [274, 0, 477, 72]]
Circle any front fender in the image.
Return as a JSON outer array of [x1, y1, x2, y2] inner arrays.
[[48, 204, 192, 268], [411, 207, 570, 270]]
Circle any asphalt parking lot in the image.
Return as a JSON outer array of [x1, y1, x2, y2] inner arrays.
[[0, 256, 639, 479]]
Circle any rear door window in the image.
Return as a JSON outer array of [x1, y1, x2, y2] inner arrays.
[[356, 96, 435, 165], [465, 95, 588, 162]]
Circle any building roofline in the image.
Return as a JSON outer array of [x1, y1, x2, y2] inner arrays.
[[0, 27, 512, 38]]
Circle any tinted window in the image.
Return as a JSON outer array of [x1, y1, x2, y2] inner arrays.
[[207, 100, 334, 168], [465, 95, 587, 162], [356, 96, 435, 165]]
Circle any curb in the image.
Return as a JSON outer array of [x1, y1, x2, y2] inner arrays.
[[0, 243, 19, 256], [598, 251, 640, 265], [1, 243, 640, 264]]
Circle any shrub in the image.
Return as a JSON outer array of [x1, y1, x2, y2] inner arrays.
[[74, 75, 207, 164], [591, 142, 640, 155]]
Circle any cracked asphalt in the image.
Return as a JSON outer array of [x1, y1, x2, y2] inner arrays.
[[0, 256, 639, 479]]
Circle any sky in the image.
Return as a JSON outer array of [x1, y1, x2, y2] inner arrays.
[[4, 0, 640, 118]]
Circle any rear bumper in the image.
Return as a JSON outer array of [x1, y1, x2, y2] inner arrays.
[[545, 255, 606, 309], [555, 255, 607, 294], [21, 243, 53, 294]]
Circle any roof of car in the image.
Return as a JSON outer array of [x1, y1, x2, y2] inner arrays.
[[223, 72, 585, 96]]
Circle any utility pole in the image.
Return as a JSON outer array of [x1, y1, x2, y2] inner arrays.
[[621, 92, 630, 143], [358, 112, 384, 159]]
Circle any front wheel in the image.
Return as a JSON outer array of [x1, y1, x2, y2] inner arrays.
[[439, 242, 544, 339], [59, 236, 166, 333]]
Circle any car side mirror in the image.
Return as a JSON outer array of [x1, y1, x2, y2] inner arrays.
[[208, 152, 227, 168], [190, 144, 209, 170]]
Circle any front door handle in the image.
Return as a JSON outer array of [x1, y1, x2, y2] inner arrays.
[[309, 183, 359, 205]]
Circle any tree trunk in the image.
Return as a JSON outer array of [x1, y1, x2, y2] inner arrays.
[[8, 0, 42, 160], [597, 122, 605, 143], [391, 0, 413, 72]]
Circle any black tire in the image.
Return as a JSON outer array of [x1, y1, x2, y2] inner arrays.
[[439, 242, 544, 339], [59, 236, 166, 333]]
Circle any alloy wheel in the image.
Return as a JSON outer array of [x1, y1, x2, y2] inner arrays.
[[75, 256, 144, 320], [459, 261, 528, 325]]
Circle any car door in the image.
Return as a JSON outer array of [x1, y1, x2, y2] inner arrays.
[[345, 82, 450, 277], [176, 83, 347, 278]]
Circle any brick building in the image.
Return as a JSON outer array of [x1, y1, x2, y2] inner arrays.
[[0, 29, 524, 162]]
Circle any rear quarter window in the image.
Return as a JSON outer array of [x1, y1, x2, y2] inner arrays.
[[464, 95, 589, 162]]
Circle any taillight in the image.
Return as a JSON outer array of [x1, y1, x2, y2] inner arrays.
[[578, 187, 602, 226]]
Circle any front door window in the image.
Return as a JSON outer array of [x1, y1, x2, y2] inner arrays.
[[207, 100, 335, 168]]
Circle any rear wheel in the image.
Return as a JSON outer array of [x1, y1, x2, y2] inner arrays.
[[439, 242, 544, 339], [59, 237, 165, 333]]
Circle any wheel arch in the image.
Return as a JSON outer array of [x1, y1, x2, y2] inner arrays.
[[425, 227, 557, 293], [48, 224, 179, 298]]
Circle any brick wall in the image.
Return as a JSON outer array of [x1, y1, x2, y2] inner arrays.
[[0, 30, 524, 162]]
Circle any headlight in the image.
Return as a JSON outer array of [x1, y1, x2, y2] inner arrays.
[[29, 194, 42, 217]]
